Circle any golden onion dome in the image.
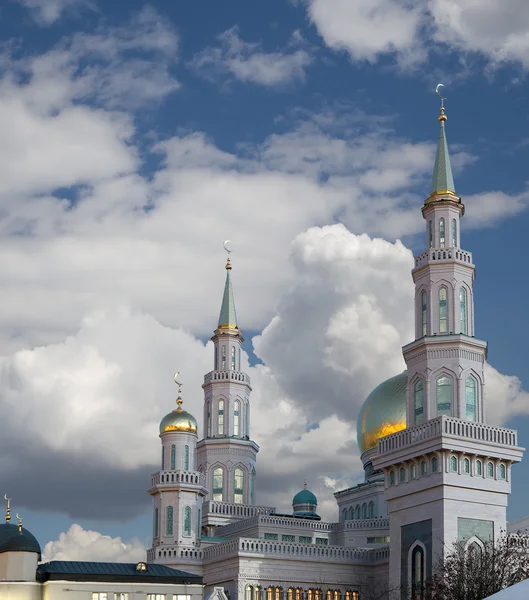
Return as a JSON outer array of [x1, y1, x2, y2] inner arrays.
[[159, 396, 198, 435], [357, 371, 407, 453]]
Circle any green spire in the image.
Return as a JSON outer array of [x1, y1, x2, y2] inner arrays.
[[430, 108, 456, 196], [218, 258, 238, 329]]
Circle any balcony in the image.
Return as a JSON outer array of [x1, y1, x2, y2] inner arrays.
[[151, 470, 204, 487], [414, 248, 473, 270], [147, 546, 203, 562], [203, 501, 274, 519], [203, 370, 251, 385]]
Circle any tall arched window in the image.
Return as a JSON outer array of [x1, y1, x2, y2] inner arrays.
[[342, 508, 347, 521], [213, 468, 223, 501], [465, 376, 477, 421], [307, 591, 314, 600], [439, 217, 445, 248], [267, 587, 273, 600], [161, 447, 165, 470], [411, 545, 425, 599], [234, 468, 244, 504], [463, 458, 470, 474], [499, 464, 506, 480], [369, 501, 375, 518], [246, 587, 254, 600], [431, 456, 438, 473], [207, 402, 211, 436], [439, 286, 448, 333], [214, 345, 218, 370], [476, 459, 482, 476], [414, 379, 425, 425], [452, 218, 457, 247], [221, 345, 227, 370], [421, 291, 427, 336], [183, 506, 191, 536], [231, 346, 236, 371], [295, 590, 302, 600], [460, 288, 468, 335], [487, 462, 494, 478], [288, 589, 294, 600], [154, 507, 159, 537], [349, 506, 354, 520], [399, 467, 406, 483], [250, 467, 256, 505], [410, 464, 416, 479], [420, 460, 426, 476], [166, 506, 173, 536], [184, 445, 189, 470], [436, 374, 452, 416], [170, 444, 176, 470], [234, 400, 241, 437], [428, 220, 433, 248], [218, 399, 224, 435], [362, 503, 367, 519], [389, 471, 395, 486], [355, 504, 361, 519], [450, 456, 458, 472]]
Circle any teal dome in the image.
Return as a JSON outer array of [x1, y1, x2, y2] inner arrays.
[[357, 371, 408, 453], [0, 523, 41, 557], [293, 488, 317, 506]]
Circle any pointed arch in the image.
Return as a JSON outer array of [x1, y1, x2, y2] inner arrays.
[[368, 500, 375, 518], [183, 505, 191, 536], [452, 218, 458, 248], [212, 466, 224, 501], [234, 399, 241, 436], [184, 445, 190, 470], [342, 508, 347, 521], [499, 463, 506, 480], [439, 285, 448, 333], [421, 290, 428, 336], [154, 507, 159, 538], [250, 466, 256, 504], [170, 444, 176, 470], [439, 217, 445, 248], [355, 504, 361, 519], [460, 287, 468, 335], [413, 378, 425, 425], [166, 505, 174, 536], [206, 400, 212, 436], [234, 466, 244, 504], [362, 503, 367, 519], [465, 375, 477, 421], [408, 541, 426, 599], [349, 506, 355, 520], [436, 372, 453, 417]]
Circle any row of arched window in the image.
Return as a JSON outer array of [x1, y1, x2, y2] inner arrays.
[[153, 505, 193, 538], [389, 457, 438, 485], [161, 444, 193, 471], [428, 217, 458, 250], [206, 398, 248, 437], [212, 466, 246, 504], [413, 373, 478, 424], [420, 285, 469, 337], [341, 501, 375, 521], [214, 344, 241, 371], [245, 587, 359, 600]]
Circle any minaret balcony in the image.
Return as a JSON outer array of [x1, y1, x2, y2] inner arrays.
[[203, 370, 251, 386], [413, 247, 473, 270], [151, 469, 205, 487]]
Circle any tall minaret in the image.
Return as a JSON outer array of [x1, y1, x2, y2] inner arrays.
[[372, 89, 524, 598], [147, 377, 207, 575], [197, 254, 259, 530]]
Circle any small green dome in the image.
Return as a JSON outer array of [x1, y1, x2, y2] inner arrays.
[[0, 523, 41, 557], [357, 371, 408, 453], [293, 488, 317, 506]]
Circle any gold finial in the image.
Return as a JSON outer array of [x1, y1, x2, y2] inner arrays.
[[223, 240, 232, 270], [436, 83, 447, 122], [16, 513, 22, 532], [174, 372, 184, 411], [304, 481, 307, 489], [4, 494, 11, 523]]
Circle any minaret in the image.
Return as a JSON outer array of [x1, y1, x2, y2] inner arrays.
[[147, 377, 207, 575], [197, 254, 259, 531], [372, 89, 524, 598]]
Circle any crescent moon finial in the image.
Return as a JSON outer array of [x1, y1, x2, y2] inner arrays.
[[223, 240, 232, 254], [16, 513, 21, 520], [435, 84, 448, 122], [435, 83, 446, 101]]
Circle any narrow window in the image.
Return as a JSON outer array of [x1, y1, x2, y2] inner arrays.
[[369, 501, 375, 518], [420, 460, 426, 476], [450, 456, 458, 472], [476, 460, 482, 476], [410, 464, 416, 479], [355, 505, 361, 519], [231, 346, 236, 371], [161, 447, 165, 470], [342, 508, 347, 521], [421, 291, 427, 337], [460, 288, 468, 335], [247, 587, 254, 600], [487, 462, 494, 478], [295, 590, 302, 600], [439, 286, 448, 333], [170, 444, 176, 470], [184, 445, 189, 470], [218, 399, 224, 435], [197, 507, 201, 536], [436, 374, 452, 417], [250, 467, 256, 505], [288, 590, 294, 600], [499, 464, 506, 480], [428, 220, 433, 248], [154, 507, 159, 537], [411, 545, 425, 599], [166, 506, 174, 536], [221, 345, 226, 370], [234, 400, 240, 436], [267, 588, 273, 600], [439, 217, 445, 248], [414, 380, 424, 425], [234, 468, 244, 504], [183, 506, 191, 536], [389, 471, 395, 485], [214, 345, 218, 370], [362, 503, 367, 519], [452, 218, 457, 247], [463, 458, 470, 474], [431, 456, 438, 473], [207, 402, 211, 436], [213, 468, 223, 501], [399, 467, 406, 483], [465, 377, 477, 422]]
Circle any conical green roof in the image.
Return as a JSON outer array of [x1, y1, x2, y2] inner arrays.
[[218, 261, 237, 329], [430, 121, 456, 195]]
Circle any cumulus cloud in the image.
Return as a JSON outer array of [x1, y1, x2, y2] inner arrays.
[[42, 524, 146, 562], [17, 0, 93, 24], [189, 27, 313, 86]]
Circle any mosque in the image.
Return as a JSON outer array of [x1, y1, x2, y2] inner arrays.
[[0, 100, 525, 600]]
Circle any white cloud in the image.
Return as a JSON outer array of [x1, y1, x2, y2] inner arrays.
[[17, 0, 93, 24], [42, 524, 146, 562], [189, 26, 313, 86]]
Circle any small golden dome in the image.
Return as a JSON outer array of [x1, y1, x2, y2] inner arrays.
[[159, 394, 198, 434]]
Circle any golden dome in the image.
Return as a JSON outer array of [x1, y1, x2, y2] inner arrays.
[[357, 371, 407, 453], [159, 396, 198, 434]]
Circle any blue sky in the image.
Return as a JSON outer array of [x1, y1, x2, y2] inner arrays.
[[1, 0, 529, 560]]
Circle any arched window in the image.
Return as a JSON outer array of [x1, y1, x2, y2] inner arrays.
[[450, 456, 458, 472], [315, 590, 322, 600], [342, 508, 347, 521], [234, 468, 244, 504], [218, 399, 224, 435], [295, 590, 302, 600], [333, 591, 340, 600], [221, 345, 227, 370], [231, 346, 236, 371], [421, 291, 427, 337], [288, 589, 294, 600], [170, 444, 176, 470], [213, 468, 223, 501], [166, 506, 174, 536], [436, 374, 452, 416], [154, 507, 159, 537], [463, 458, 470, 474], [183, 506, 191, 536], [214, 345, 218, 370], [308, 590, 314, 600], [499, 464, 506, 480], [250, 467, 256, 505], [369, 501, 375, 518], [465, 376, 477, 422], [411, 544, 425, 599], [389, 471, 395, 485], [234, 400, 241, 437], [431, 456, 438, 473], [452, 218, 457, 247], [468, 541, 483, 561], [267, 587, 273, 600], [326, 591, 332, 600], [207, 402, 211, 436], [246, 586, 254, 600], [487, 462, 494, 478], [161, 447, 165, 470], [355, 504, 361, 519], [420, 460, 427, 476], [399, 467, 406, 483], [410, 464, 416, 479], [349, 506, 354, 520], [460, 288, 468, 335], [439, 286, 448, 333], [184, 445, 189, 470], [439, 217, 445, 248], [428, 220, 433, 248], [362, 503, 367, 519], [476, 460, 482, 476], [414, 379, 425, 425]]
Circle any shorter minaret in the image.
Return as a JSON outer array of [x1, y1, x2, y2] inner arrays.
[[147, 375, 207, 575]]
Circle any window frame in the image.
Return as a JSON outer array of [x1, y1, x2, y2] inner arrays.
[[439, 285, 448, 334]]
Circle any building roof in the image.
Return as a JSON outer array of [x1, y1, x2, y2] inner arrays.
[[0, 522, 41, 556], [218, 261, 237, 329], [484, 579, 529, 599], [37, 561, 203, 585], [430, 120, 456, 196]]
